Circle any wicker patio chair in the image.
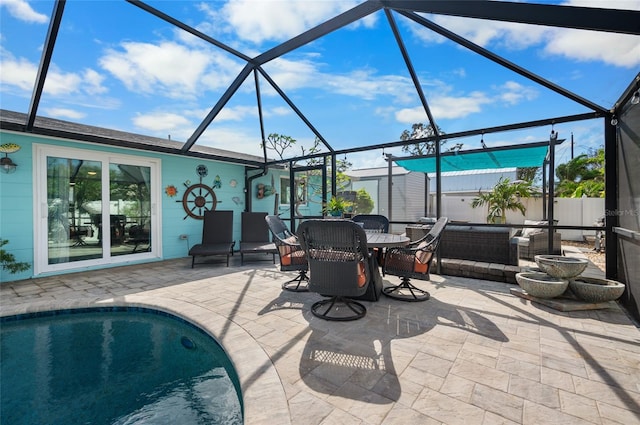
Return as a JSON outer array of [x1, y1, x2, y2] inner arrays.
[[239, 211, 277, 265], [265, 215, 309, 292], [297, 219, 376, 321], [351, 214, 389, 233], [188, 210, 235, 267], [382, 217, 448, 301], [351, 214, 389, 264]]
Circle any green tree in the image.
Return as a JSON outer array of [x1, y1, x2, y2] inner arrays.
[[400, 123, 460, 155], [353, 188, 374, 214], [517, 167, 540, 183], [262, 134, 370, 216], [471, 177, 533, 223], [555, 148, 604, 198]]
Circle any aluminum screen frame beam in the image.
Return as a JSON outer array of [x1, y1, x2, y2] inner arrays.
[[26, 0, 66, 131], [126, 0, 251, 62], [385, 0, 640, 35], [397, 10, 608, 114]]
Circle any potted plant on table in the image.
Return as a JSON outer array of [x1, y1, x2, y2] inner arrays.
[[325, 196, 348, 217], [471, 177, 533, 224]]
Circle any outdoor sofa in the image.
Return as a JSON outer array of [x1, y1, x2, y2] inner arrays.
[[406, 223, 519, 265]]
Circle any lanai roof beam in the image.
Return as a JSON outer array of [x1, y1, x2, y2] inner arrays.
[[386, 0, 640, 35], [397, 10, 608, 114]]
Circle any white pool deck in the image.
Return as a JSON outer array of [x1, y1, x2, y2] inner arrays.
[[1, 253, 639, 425]]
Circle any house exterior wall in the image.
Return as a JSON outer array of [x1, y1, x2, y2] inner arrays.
[[0, 130, 258, 283], [373, 173, 426, 233], [428, 169, 518, 194]]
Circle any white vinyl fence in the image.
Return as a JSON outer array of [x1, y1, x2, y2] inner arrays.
[[431, 196, 604, 241]]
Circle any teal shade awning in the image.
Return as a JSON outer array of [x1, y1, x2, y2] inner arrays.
[[395, 142, 555, 173]]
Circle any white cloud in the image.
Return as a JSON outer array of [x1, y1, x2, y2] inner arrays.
[[410, 2, 639, 68], [395, 91, 492, 123], [219, 0, 368, 44], [349, 149, 392, 170], [266, 106, 292, 117], [43, 108, 86, 120], [327, 71, 415, 103], [0, 51, 38, 91], [0, 0, 48, 23], [42, 67, 83, 95], [99, 41, 240, 99], [196, 126, 265, 156], [544, 29, 640, 68], [261, 57, 320, 92], [264, 57, 418, 103], [0, 50, 109, 100], [217, 105, 257, 121], [132, 112, 192, 132], [495, 81, 538, 105], [81, 69, 107, 95], [393, 78, 538, 124]]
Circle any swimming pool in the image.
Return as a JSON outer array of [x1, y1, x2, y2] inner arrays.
[[0, 307, 243, 425]]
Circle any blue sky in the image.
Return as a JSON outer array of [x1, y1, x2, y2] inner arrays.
[[1, 0, 638, 169]]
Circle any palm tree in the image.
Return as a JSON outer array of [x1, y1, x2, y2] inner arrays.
[[471, 177, 533, 224], [555, 148, 605, 198]]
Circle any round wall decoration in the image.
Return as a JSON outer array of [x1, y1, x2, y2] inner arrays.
[[179, 182, 217, 219], [196, 164, 208, 178]]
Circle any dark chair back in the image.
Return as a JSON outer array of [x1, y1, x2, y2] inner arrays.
[[188, 210, 235, 267], [241, 211, 269, 242], [265, 215, 307, 271], [384, 216, 448, 281], [202, 210, 233, 244], [265, 215, 295, 241], [351, 214, 389, 233], [297, 219, 371, 298]]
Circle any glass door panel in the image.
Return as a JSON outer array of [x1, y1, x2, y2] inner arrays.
[[36, 145, 160, 275], [109, 163, 152, 256], [47, 157, 103, 264]]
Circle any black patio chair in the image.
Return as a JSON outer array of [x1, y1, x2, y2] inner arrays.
[[265, 215, 309, 292], [351, 214, 389, 233], [352, 214, 389, 264], [297, 219, 378, 321], [382, 217, 448, 301], [239, 211, 277, 265], [188, 210, 235, 267]]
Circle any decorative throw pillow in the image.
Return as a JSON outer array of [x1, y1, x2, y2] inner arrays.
[[521, 220, 547, 238]]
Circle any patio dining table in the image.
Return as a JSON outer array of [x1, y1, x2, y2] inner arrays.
[[352, 232, 409, 302], [365, 232, 410, 248]]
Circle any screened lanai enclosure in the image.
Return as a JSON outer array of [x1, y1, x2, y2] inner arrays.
[[1, 1, 639, 319]]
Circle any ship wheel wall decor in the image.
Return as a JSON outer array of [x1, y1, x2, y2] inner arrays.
[[180, 182, 217, 219]]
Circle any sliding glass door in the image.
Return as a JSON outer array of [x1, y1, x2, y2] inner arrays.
[[35, 145, 160, 274]]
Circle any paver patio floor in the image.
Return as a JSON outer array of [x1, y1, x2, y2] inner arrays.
[[1, 256, 639, 424]]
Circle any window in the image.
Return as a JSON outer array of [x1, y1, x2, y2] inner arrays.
[[280, 177, 307, 206], [34, 145, 161, 274], [280, 177, 291, 205]]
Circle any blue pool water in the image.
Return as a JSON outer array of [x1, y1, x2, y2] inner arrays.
[[0, 308, 243, 425]]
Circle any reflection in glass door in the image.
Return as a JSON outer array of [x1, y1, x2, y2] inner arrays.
[[109, 163, 151, 257], [47, 157, 103, 264]]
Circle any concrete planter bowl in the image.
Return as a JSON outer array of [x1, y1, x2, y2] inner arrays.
[[516, 272, 569, 299], [569, 277, 625, 303], [535, 255, 588, 279]]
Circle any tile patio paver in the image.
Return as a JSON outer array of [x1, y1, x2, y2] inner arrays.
[[1, 256, 639, 424]]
